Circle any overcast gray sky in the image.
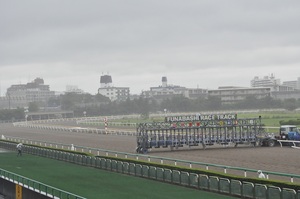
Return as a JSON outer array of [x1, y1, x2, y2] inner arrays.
[[1, 0, 300, 95]]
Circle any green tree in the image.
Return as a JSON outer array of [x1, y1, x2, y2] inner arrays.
[[137, 97, 150, 119], [28, 101, 39, 112], [203, 96, 222, 111], [0, 108, 25, 121], [283, 98, 297, 111], [95, 93, 110, 103], [47, 96, 61, 107], [61, 93, 76, 110], [258, 96, 282, 109]]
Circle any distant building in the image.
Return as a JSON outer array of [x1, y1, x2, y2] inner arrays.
[[65, 85, 84, 94], [97, 75, 130, 101], [282, 81, 297, 90], [199, 75, 300, 103], [282, 77, 300, 90], [251, 74, 280, 90], [270, 77, 300, 100], [208, 86, 271, 104], [0, 78, 55, 109], [251, 74, 295, 92], [141, 76, 208, 101], [271, 90, 300, 100]]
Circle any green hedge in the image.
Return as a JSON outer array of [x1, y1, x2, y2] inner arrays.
[[95, 155, 300, 191], [2, 140, 299, 191], [279, 119, 300, 125]]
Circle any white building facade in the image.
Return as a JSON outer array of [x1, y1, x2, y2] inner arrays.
[[251, 75, 297, 92], [141, 76, 207, 100], [251, 75, 280, 91], [1, 78, 55, 109], [282, 78, 300, 90], [97, 75, 130, 101], [208, 86, 271, 104]]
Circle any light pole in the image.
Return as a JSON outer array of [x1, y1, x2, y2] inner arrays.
[[104, 117, 108, 132], [8, 93, 11, 109], [164, 108, 167, 117], [24, 109, 28, 126]]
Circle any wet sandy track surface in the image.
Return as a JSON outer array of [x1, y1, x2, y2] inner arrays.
[[1, 122, 300, 181]]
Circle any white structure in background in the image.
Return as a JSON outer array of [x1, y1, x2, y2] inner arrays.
[[65, 85, 84, 94], [208, 86, 271, 105], [251, 74, 295, 92], [251, 74, 280, 90], [0, 78, 55, 109], [282, 77, 300, 90], [141, 76, 208, 100], [98, 74, 130, 102]]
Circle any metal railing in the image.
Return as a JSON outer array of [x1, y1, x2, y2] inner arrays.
[[12, 123, 137, 136], [0, 168, 86, 199], [2, 135, 300, 184], [1, 141, 299, 199]]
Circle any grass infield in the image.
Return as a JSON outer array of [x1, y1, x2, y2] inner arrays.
[[0, 151, 236, 199]]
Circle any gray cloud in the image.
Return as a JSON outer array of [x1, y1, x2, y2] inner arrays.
[[1, 0, 300, 95]]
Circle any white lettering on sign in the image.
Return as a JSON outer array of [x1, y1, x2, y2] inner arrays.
[[217, 114, 236, 120], [165, 115, 199, 122], [165, 114, 237, 122]]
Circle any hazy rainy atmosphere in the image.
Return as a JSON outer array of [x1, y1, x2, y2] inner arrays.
[[2, 2, 300, 199], [1, 0, 300, 96]]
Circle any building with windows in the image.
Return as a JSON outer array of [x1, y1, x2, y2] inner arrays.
[[97, 75, 130, 101], [282, 81, 297, 90], [282, 77, 300, 90], [0, 78, 55, 109], [65, 85, 84, 94], [271, 90, 300, 100], [251, 74, 280, 90], [250, 75, 295, 92], [141, 77, 208, 101], [271, 77, 300, 100], [249, 75, 300, 100], [208, 86, 271, 105]]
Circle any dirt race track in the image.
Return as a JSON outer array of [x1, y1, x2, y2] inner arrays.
[[1, 122, 300, 182]]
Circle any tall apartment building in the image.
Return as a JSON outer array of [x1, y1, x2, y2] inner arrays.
[[97, 75, 130, 101], [0, 78, 55, 109]]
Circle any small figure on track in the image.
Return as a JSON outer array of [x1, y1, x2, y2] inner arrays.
[[257, 170, 266, 179], [16, 143, 23, 156]]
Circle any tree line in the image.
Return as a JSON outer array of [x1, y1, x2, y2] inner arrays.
[[0, 93, 300, 121], [49, 94, 300, 117]]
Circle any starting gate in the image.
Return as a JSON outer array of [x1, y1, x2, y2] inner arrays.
[[136, 114, 262, 153]]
